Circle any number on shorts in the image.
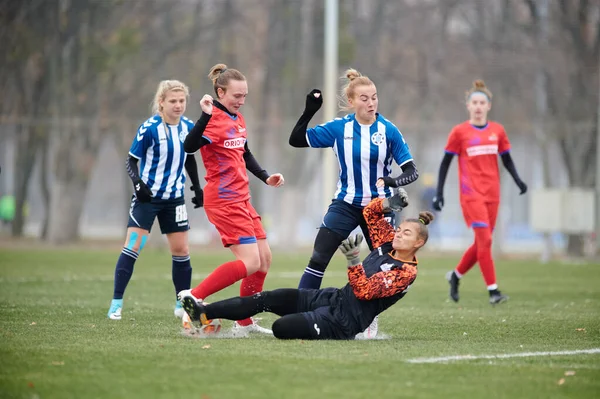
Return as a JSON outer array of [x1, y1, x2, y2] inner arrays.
[[175, 204, 188, 223]]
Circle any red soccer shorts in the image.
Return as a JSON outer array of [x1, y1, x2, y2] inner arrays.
[[461, 201, 499, 229], [204, 200, 267, 247]]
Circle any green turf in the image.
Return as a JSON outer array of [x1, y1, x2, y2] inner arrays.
[[0, 247, 599, 399]]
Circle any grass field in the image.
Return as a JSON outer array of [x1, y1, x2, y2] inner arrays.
[[1, 246, 599, 399]]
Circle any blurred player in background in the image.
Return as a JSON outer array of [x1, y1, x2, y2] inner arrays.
[[433, 80, 528, 305], [107, 80, 204, 320], [181, 64, 284, 334], [289, 68, 419, 337], [179, 189, 434, 340]]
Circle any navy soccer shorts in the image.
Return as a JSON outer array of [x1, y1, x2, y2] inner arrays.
[[321, 199, 396, 249], [127, 196, 189, 234], [297, 288, 357, 340]]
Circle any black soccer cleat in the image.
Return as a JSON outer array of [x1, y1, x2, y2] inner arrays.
[[446, 270, 460, 302], [177, 290, 209, 328], [489, 290, 509, 305]]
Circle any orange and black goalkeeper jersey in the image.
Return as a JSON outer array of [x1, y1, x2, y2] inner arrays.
[[340, 198, 418, 332]]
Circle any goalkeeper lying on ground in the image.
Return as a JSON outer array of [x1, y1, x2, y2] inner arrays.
[[178, 189, 434, 340]]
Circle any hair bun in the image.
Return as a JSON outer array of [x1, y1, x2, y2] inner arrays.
[[346, 68, 362, 81], [473, 79, 486, 89], [418, 211, 435, 226]]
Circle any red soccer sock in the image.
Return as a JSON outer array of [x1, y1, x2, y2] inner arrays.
[[191, 260, 247, 300], [456, 243, 478, 276], [474, 227, 496, 287], [237, 270, 268, 326]]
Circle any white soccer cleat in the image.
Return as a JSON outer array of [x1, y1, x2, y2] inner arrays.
[[232, 319, 273, 335], [107, 299, 123, 320], [356, 315, 378, 339], [174, 299, 186, 319]]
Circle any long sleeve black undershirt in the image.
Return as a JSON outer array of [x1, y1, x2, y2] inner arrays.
[[126, 155, 141, 183], [184, 101, 270, 184], [500, 152, 523, 185], [389, 161, 419, 187], [243, 143, 270, 183], [289, 109, 318, 148], [183, 112, 212, 153], [436, 151, 524, 196], [184, 154, 201, 189], [435, 152, 455, 196]]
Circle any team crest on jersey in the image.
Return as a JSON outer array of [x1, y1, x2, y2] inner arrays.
[[488, 133, 498, 141], [179, 130, 187, 143], [371, 131, 385, 146]]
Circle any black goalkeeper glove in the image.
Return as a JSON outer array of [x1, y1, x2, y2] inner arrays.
[[305, 89, 323, 115], [133, 178, 153, 203], [382, 188, 409, 212], [516, 179, 528, 195], [190, 185, 204, 208], [432, 194, 444, 211]]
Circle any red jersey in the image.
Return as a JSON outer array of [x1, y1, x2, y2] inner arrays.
[[200, 107, 249, 207], [444, 121, 511, 203]]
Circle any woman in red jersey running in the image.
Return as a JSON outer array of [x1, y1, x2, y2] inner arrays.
[[181, 64, 284, 334], [433, 80, 527, 305]]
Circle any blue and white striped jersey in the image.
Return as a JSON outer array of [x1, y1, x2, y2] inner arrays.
[[306, 113, 413, 207], [129, 115, 195, 200]]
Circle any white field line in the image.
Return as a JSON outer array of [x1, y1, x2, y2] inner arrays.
[[406, 348, 600, 364]]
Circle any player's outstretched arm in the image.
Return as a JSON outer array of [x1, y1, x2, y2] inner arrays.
[[347, 263, 417, 300], [500, 152, 527, 195], [432, 152, 455, 211], [362, 197, 398, 249], [289, 89, 323, 148], [376, 161, 419, 188]]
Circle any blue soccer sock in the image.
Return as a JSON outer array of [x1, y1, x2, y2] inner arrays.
[[172, 255, 192, 297], [112, 248, 138, 299], [298, 266, 325, 289]]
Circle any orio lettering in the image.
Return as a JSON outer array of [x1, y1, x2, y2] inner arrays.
[[224, 138, 246, 148]]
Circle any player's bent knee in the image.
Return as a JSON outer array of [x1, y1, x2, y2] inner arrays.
[[272, 314, 314, 340], [126, 231, 147, 253]]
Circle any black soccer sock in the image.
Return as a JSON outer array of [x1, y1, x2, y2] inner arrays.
[[113, 248, 138, 299], [172, 255, 192, 297], [298, 228, 345, 289]]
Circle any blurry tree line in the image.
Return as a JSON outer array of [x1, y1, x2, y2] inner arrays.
[[0, 0, 597, 255]]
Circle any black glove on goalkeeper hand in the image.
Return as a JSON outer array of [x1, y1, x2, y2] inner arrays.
[[432, 194, 444, 211], [339, 234, 364, 267], [382, 188, 409, 212], [190, 186, 204, 208], [305, 89, 323, 115], [134, 178, 153, 203], [516, 180, 528, 195]]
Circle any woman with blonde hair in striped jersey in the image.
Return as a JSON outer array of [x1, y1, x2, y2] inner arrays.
[[107, 80, 204, 321], [289, 68, 420, 338]]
